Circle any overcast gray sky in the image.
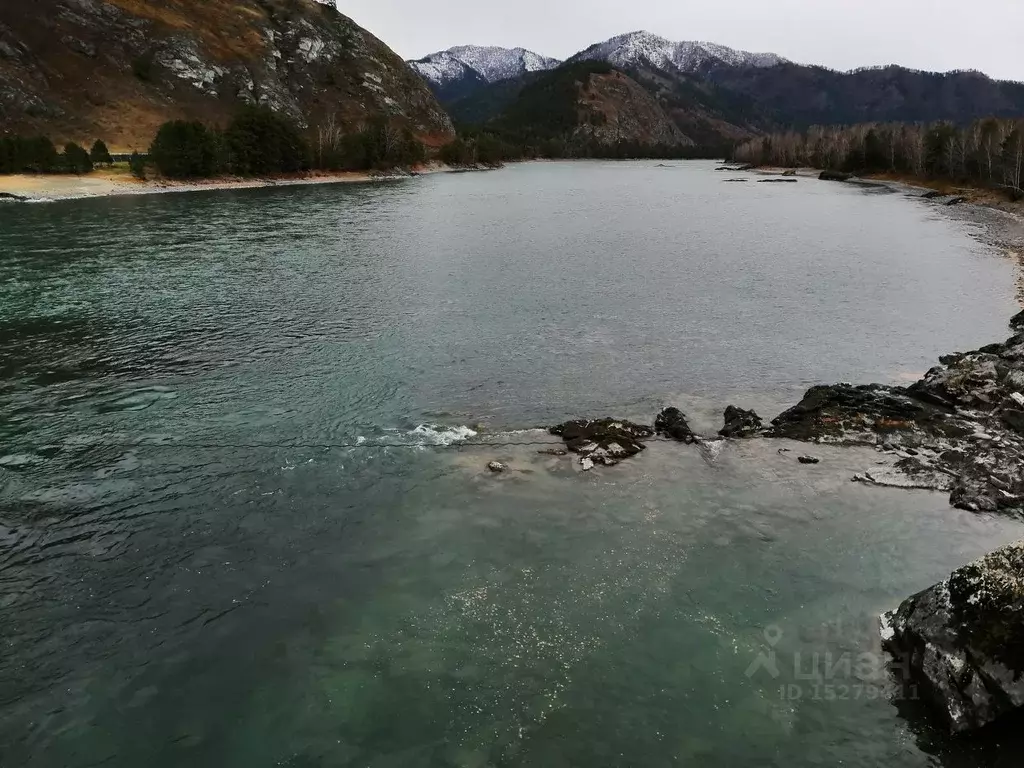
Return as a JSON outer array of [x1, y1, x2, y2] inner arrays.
[[339, 0, 1024, 81]]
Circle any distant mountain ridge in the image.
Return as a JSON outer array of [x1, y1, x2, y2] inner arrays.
[[408, 45, 559, 103], [567, 31, 787, 73], [419, 30, 1024, 149]]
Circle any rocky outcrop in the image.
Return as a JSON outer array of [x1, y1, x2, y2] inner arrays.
[[655, 407, 697, 443], [0, 0, 454, 148], [572, 70, 693, 149], [549, 418, 654, 467], [882, 541, 1024, 733], [719, 405, 763, 438], [768, 320, 1024, 513]]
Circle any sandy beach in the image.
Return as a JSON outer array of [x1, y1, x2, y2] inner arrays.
[[0, 163, 464, 203]]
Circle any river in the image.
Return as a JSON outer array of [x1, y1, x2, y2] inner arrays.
[[1, 160, 1023, 766]]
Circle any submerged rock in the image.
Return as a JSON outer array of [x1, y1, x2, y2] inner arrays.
[[758, 178, 798, 183], [549, 417, 653, 466], [881, 541, 1024, 733], [819, 170, 853, 182], [797, 455, 820, 465], [946, 196, 967, 206], [921, 190, 944, 199], [719, 405, 763, 438], [655, 407, 696, 443]]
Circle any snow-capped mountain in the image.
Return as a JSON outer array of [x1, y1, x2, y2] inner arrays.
[[568, 31, 787, 73], [409, 45, 560, 87]]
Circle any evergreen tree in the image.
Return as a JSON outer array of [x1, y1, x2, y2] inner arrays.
[[129, 151, 147, 180], [90, 139, 113, 166], [149, 121, 222, 178], [62, 142, 93, 174], [225, 106, 308, 175]]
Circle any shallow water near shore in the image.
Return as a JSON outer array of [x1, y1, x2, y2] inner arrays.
[[2, 160, 1024, 766]]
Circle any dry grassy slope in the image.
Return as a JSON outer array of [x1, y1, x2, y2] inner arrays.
[[0, 0, 454, 150], [575, 71, 693, 148]]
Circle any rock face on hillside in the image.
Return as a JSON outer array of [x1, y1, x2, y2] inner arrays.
[[0, 0, 453, 148], [881, 540, 1024, 733], [573, 70, 693, 148], [487, 62, 695, 153]]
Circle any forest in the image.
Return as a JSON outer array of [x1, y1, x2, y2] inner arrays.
[[150, 107, 426, 179], [731, 118, 1024, 198], [0, 137, 111, 175]]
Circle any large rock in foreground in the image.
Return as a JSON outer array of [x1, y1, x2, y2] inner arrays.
[[882, 541, 1024, 733]]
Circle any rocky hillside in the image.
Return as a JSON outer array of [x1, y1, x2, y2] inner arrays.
[[0, 0, 454, 150], [491, 62, 691, 153], [572, 70, 692, 148]]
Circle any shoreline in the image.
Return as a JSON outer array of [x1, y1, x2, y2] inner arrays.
[[0, 162, 494, 203]]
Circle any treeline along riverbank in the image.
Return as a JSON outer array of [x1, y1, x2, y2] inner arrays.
[[732, 118, 1024, 200]]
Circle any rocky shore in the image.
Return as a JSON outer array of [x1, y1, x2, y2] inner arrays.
[[550, 310, 1024, 512], [546, 310, 1024, 734]]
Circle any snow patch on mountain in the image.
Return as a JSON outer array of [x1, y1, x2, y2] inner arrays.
[[409, 45, 560, 86], [569, 31, 787, 73]]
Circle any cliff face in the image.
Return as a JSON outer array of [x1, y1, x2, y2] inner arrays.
[[574, 70, 692, 148], [0, 0, 454, 149], [488, 62, 693, 153]]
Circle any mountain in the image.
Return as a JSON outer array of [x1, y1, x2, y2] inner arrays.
[[408, 45, 560, 103], [487, 61, 692, 154], [567, 31, 787, 74], [448, 30, 1024, 149], [0, 0, 453, 149], [703, 63, 1024, 128]]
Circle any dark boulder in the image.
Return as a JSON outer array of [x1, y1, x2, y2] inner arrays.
[[655, 407, 696, 443], [921, 190, 944, 199], [549, 418, 653, 466], [946, 196, 967, 206], [758, 178, 798, 183], [1011, 310, 1024, 331], [881, 541, 1024, 733], [797, 455, 820, 465], [819, 170, 853, 181], [719, 405, 763, 438]]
